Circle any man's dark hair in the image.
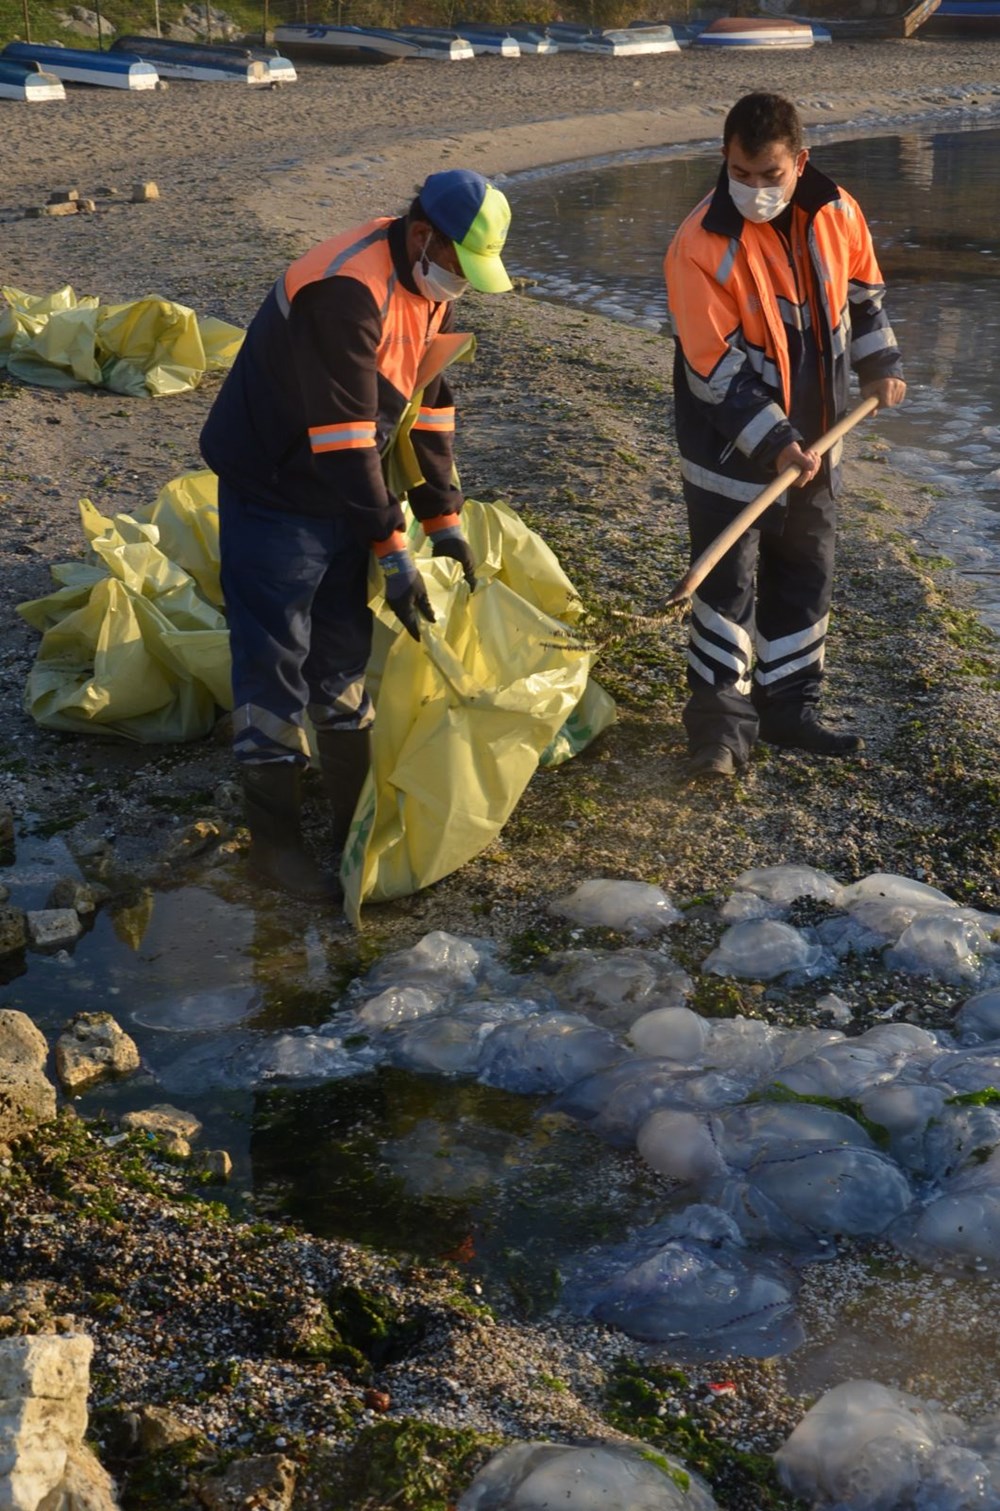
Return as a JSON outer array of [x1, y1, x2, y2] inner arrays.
[[723, 92, 804, 157], [408, 194, 443, 236]]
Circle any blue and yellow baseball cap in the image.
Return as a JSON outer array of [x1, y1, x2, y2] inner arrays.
[[419, 168, 513, 294]]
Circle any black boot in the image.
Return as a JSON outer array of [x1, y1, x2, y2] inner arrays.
[[242, 763, 341, 903], [758, 705, 865, 757], [315, 729, 371, 856]]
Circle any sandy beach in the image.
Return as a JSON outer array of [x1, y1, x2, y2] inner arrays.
[[4, 34, 1000, 1509]]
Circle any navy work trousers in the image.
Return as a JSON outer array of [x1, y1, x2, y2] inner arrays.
[[682, 477, 837, 765], [218, 482, 375, 766]]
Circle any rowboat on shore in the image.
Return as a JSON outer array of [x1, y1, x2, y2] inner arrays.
[[502, 24, 560, 52], [390, 27, 476, 57], [272, 23, 472, 61], [544, 21, 681, 52], [402, 24, 520, 55], [2, 40, 159, 88], [0, 56, 66, 99], [109, 35, 270, 82], [920, 0, 1000, 32], [760, 0, 940, 36], [693, 16, 814, 46], [456, 21, 551, 52]]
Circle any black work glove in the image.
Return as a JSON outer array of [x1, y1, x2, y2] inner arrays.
[[378, 545, 435, 641], [424, 516, 477, 591]]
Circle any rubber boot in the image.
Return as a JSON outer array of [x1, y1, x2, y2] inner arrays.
[[758, 705, 864, 757], [242, 763, 341, 903], [315, 728, 372, 857]]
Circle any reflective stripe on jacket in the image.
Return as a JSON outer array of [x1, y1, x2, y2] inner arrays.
[[201, 216, 460, 544], [665, 161, 902, 507]]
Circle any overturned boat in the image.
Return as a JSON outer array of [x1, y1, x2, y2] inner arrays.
[[544, 21, 681, 52], [0, 55, 66, 100], [2, 40, 159, 88], [115, 33, 296, 82], [402, 23, 519, 54], [273, 22, 471, 61], [693, 15, 814, 45], [109, 35, 269, 82]]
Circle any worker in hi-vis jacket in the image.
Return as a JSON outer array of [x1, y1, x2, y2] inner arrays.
[[201, 169, 513, 900]]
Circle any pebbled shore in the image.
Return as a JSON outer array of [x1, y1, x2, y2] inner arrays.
[[2, 37, 1000, 1509]]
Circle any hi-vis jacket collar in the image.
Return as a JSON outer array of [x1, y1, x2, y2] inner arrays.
[[701, 158, 843, 240]]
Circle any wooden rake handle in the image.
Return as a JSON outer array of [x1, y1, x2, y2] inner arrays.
[[664, 395, 879, 609]]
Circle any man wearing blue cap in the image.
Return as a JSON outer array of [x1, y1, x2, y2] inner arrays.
[[201, 168, 513, 902]]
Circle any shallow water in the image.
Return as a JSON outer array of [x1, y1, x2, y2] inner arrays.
[[504, 115, 1000, 629]]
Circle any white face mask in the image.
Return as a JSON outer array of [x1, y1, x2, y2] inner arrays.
[[412, 237, 469, 301], [728, 175, 791, 225]]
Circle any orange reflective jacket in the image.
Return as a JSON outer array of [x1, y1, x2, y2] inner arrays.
[[202, 216, 460, 543], [665, 162, 901, 507]]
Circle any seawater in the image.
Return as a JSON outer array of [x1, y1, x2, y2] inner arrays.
[[504, 118, 1000, 629]]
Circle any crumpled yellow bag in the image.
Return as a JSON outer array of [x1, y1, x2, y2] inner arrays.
[[17, 474, 615, 910], [0, 285, 242, 395]]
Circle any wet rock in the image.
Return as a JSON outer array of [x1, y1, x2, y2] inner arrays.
[[197, 1453, 296, 1511], [135, 1403, 202, 1453], [26, 910, 83, 950], [119, 1104, 202, 1152], [0, 1010, 57, 1142], [0, 1333, 113, 1511], [0, 907, 27, 958], [55, 1013, 141, 1095], [161, 820, 223, 866], [0, 804, 14, 855], [70, 838, 115, 883], [193, 1149, 233, 1183], [47, 877, 100, 915]]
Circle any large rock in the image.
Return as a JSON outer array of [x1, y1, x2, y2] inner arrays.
[[0, 1333, 118, 1511], [0, 1012, 56, 1145], [197, 1454, 296, 1511], [0, 911, 27, 960], [118, 1105, 202, 1158], [54, 1015, 140, 1096], [25, 913, 82, 951]]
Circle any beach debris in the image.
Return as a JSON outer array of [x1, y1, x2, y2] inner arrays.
[[703, 917, 827, 981], [55, 1011, 140, 1094]]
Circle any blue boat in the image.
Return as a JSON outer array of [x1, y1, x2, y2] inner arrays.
[[275, 22, 478, 62], [405, 23, 520, 55], [114, 34, 295, 82], [921, 0, 1000, 31], [503, 23, 560, 52], [109, 35, 268, 82], [0, 56, 65, 100], [545, 21, 681, 52], [2, 40, 159, 89]]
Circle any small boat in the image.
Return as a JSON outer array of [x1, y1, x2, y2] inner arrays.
[[109, 35, 269, 82], [0, 56, 66, 100], [693, 16, 814, 46], [413, 23, 521, 54], [388, 28, 476, 58], [2, 40, 159, 88], [761, 0, 940, 36], [273, 22, 471, 62], [545, 21, 681, 52], [503, 23, 560, 52], [921, 0, 1000, 32]]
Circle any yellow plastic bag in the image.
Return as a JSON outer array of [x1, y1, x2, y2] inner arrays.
[[18, 498, 226, 742], [339, 496, 615, 920], [0, 285, 242, 396], [18, 480, 616, 901]]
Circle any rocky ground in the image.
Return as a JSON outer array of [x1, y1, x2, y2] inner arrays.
[[3, 40, 1000, 1511]]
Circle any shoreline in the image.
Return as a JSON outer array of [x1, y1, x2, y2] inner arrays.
[[3, 38, 1000, 1508]]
